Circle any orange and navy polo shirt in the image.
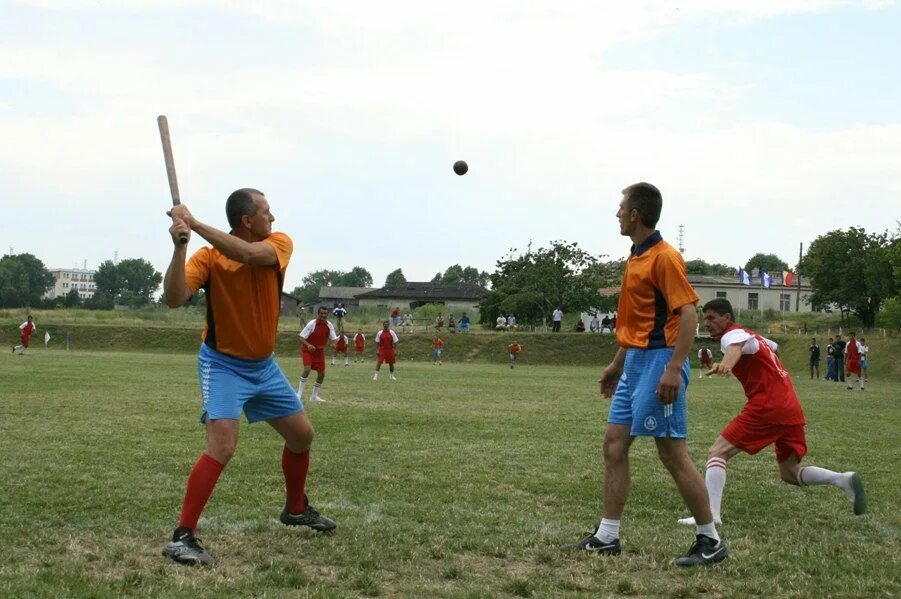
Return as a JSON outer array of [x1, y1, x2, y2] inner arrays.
[[615, 231, 699, 350], [184, 232, 293, 360]]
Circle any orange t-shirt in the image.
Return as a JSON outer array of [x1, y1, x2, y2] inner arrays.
[[184, 232, 293, 360], [433, 338, 445, 349], [615, 232, 699, 350], [508, 343, 522, 355]]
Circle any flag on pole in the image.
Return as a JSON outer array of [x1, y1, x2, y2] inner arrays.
[[783, 271, 795, 286], [738, 268, 751, 285], [760, 271, 772, 288]]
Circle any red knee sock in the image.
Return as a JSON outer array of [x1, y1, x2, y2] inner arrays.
[[178, 453, 225, 533], [282, 446, 310, 514]]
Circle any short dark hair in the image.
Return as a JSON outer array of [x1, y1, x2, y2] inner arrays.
[[226, 188, 263, 230], [318, 306, 329, 313], [622, 182, 662, 228], [703, 298, 735, 320]]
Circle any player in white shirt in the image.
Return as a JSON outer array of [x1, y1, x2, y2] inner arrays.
[[298, 307, 340, 402]]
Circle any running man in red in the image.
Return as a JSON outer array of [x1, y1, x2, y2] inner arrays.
[[162, 188, 335, 566], [698, 346, 713, 379], [353, 329, 366, 363], [677, 298, 867, 527], [12, 315, 35, 355], [298, 306, 340, 403], [373, 321, 398, 381], [507, 341, 522, 369], [332, 332, 350, 367], [432, 335, 445, 365], [844, 331, 865, 391]]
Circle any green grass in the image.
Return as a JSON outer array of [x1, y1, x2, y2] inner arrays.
[[1, 350, 898, 597]]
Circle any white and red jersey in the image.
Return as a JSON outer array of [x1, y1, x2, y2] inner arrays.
[[375, 329, 398, 351], [698, 347, 712, 363], [334, 335, 348, 352], [718, 324, 805, 425], [19, 320, 35, 341], [300, 318, 339, 353], [844, 340, 861, 362], [354, 332, 366, 350]]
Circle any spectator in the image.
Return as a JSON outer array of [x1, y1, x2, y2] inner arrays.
[[332, 303, 347, 334], [590, 315, 601, 333], [552, 307, 563, 332], [825, 338, 836, 381], [809, 337, 820, 380], [496, 314, 508, 331], [833, 334, 846, 382], [459, 313, 471, 333], [435, 313, 445, 332], [610, 313, 617, 332], [575, 319, 586, 332], [507, 313, 517, 329], [859, 338, 869, 382], [601, 315, 611, 333], [401, 312, 413, 333], [390, 306, 400, 328], [447, 314, 456, 333]]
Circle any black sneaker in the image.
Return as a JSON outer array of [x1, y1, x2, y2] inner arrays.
[[280, 495, 337, 532], [566, 532, 621, 555], [162, 526, 215, 565], [674, 534, 728, 567]]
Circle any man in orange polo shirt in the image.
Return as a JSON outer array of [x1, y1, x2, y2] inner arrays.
[[162, 188, 335, 566], [571, 182, 726, 567]]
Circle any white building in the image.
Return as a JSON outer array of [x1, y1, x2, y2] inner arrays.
[[45, 268, 97, 300]]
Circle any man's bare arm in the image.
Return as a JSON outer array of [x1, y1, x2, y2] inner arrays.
[[657, 303, 698, 403]]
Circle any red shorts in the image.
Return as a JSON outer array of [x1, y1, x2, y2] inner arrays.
[[20, 335, 30, 347], [700, 358, 711, 368], [721, 412, 807, 463], [846, 360, 861, 376], [302, 350, 326, 373], [377, 350, 396, 365], [335, 345, 347, 354]]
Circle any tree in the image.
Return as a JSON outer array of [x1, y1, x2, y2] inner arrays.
[[432, 264, 490, 287], [684, 259, 736, 277], [479, 241, 620, 326], [339, 266, 373, 288], [744, 253, 789, 275], [0, 253, 54, 308], [880, 297, 901, 333], [800, 227, 896, 327], [385, 268, 406, 287], [94, 258, 162, 307], [63, 288, 82, 308]]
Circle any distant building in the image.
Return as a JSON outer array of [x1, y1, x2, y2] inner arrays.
[[314, 286, 375, 311], [44, 268, 97, 300], [280, 292, 301, 317], [595, 273, 818, 314], [688, 274, 817, 313], [355, 282, 487, 312]]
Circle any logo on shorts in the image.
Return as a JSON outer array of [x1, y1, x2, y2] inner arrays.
[[644, 416, 657, 431]]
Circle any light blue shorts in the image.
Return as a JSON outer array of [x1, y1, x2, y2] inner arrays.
[[434, 349, 443, 357], [198, 343, 302, 423], [608, 348, 689, 438]]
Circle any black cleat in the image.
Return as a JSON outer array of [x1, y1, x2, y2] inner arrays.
[[163, 526, 215, 566], [280, 495, 337, 532], [567, 532, 621, 555], [674, 534, 728, 567]]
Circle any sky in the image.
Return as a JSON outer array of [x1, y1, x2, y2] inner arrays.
[[3, 0, 900, 292]]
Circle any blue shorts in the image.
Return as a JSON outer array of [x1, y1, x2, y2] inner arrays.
[[198, 343, 302, 423], [861, 358, 868, 369], [608, 348, 689, 438], [434, 349, 442, 357]]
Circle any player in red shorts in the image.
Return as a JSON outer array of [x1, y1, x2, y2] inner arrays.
[[677, 299, 867, 527], [12, 315, 36, 355], [372, 321, 398, 381], [844, 331, 865, 391], [298, 306, 339, 403], [697, 346, 712, 379], [331, 333, 349, 367], [353, 329, 366, 363]]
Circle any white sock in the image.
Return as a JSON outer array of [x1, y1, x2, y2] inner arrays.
[[373, 372, 379, 380], [312, 382, 321, 399], [696, 522, 720, 542], [297, 377, 307, 397], [705, 457, 727, 523], [344, 357, 349, 365], [859, 377, 864, 390], [331, 358, 335, 365], [797, 466, 844, 488], [594, 518, 620, 543]]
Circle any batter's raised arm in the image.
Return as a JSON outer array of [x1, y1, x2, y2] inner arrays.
[[163, 217, 193, 308]]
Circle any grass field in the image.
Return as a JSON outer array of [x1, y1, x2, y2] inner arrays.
[[1, 350, 898, 598]]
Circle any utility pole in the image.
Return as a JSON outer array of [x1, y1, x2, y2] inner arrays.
[[677, 225, 685, 254]]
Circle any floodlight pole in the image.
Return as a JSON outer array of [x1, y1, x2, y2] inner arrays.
[[796, 242, 802, 312]]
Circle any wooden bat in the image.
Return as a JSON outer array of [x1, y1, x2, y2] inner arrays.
[[157, 115, 188, 244]]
